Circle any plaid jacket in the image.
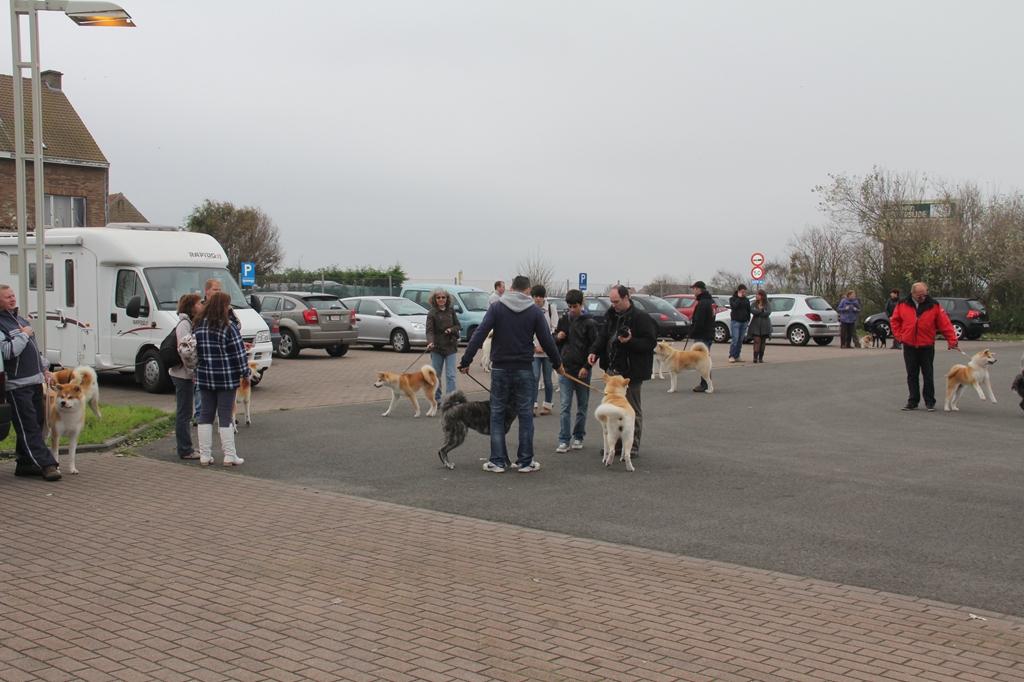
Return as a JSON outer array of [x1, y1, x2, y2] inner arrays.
[[195, 320, 251, 391]]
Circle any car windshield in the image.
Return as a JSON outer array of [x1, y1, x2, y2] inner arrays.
[[384, 298, 428, 315], [144, 267, 249, 310], [459, 291, 490, 311], [304, 297, 346, 310], [805, 297, 833, 311], [645, 297, 680, 313]]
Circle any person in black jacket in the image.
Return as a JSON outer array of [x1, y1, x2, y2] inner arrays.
[[587, 285, 658, 458], [885, 288, 901, 350], [553, 289, 597, 452], [728, 284, 751, 363], [689, 281, 716, 392]]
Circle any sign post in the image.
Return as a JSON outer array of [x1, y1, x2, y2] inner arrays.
[[579, 273, 588, 291], [241, 262, 256, 287]]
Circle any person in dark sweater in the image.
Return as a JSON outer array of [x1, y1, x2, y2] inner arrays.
[[553, 289, 597, 453], [460, 276, 562, 474], [885, 288, 901, 350], [587, 285, 658, 458], [689, 281, 716, 392], [728, 284, 751, 363]]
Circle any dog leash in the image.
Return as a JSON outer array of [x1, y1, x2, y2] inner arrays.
[[556, 368, 607, 394], [461, 370, 492, 394], [401, 349, 429, 374]]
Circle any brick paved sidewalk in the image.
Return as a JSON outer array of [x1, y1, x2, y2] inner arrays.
[[2, 453, 1022, 682]]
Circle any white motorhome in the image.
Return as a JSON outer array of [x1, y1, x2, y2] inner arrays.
[[0, 224, 273, 393]]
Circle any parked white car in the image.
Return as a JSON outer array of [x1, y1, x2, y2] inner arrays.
[[714, 294, 840, 346], [342, 296, 430, 352]]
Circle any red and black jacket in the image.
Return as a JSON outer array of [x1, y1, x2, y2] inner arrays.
[[889, 295, 957, 348]]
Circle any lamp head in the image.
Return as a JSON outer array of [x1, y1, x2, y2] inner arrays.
[[64, 1, 135, 26]]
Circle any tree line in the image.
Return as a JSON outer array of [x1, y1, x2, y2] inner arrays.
[[644, 168, 1024, 332]]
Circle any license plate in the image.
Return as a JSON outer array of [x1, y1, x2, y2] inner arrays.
[[327, 315, 340, 321], [828, 324, 839, 330], [984, 323, 990, 327]]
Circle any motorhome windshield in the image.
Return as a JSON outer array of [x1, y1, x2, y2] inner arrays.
[[144, 267, 249, 310]]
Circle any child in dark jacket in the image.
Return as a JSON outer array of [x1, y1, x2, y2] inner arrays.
[[553, 289, 597, 452]]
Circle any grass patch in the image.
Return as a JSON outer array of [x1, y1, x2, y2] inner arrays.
[[0, 403, 169, 452]]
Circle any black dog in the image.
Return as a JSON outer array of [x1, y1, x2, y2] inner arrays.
[[438, 391, 517, 470], [872, 322, 888, 348], [1012, 350, 1024, 412]]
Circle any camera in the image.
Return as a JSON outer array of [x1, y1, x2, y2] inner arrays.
[[617, 324, 631, 338]]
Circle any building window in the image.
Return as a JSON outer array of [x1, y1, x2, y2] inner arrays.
[[44, 195, 86, 228]]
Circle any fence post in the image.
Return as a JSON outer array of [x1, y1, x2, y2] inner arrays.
[[389, 275, 393, 296]]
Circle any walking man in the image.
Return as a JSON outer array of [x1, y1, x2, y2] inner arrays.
[[0, 285, 60, 481], [587, 285, 657, 458], [460, 276, 562, 473], [890, 282, 958, 412], [728, 284, 751, 363], [689, 281, 716, 391], [488, 280, 505, 306], [885, 288, 902, 350]]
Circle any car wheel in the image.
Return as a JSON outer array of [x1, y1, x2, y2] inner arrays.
[[952, 321, 965, 340], [138, 348, 172, 393], [714, 322, 729, 344], [813, 336, 833, 346], [877, 321, 892, 338], [788, 324, 810, 346], [278, 329, 301, 358], [325, 344, 348, 357], [391, 329, 410, 353], [465, 325, 477, 343]]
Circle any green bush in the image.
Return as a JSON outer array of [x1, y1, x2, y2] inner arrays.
[[987, 304, 1024, 335]]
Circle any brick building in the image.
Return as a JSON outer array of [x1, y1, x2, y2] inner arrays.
[[0, 70, 110, 230]]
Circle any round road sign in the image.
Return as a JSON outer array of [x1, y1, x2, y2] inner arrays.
[[751, 253, 765, 267], [751, 266, 765, 280]]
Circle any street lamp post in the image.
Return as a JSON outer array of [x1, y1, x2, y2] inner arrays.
[[8, 0, 133, 356]]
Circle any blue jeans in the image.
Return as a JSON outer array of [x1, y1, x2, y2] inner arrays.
[[489, 368, 536, 468], [533, 356, 554, 407], [729, 321, 748, 359], [430, 351, 458, 402], [197, 388, 236, 428], [700, 339, 713, 389], [172, 376, 195, 457], [558, 374, 590, 444]]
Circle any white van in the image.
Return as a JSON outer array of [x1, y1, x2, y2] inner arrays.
[[0, 224, 272, 392]]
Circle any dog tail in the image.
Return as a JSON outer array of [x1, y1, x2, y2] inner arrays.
[[72, 365, 98, 387], [946, 365, 965, 379], [421, 365, 439, 389], [440, 390, 467, 412], [691, 342, 709, 355]]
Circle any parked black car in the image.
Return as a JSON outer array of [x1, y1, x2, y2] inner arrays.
[[864, 297, 990, 341], [587, 295, 690, 340]]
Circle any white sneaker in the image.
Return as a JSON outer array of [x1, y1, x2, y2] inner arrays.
[[571, 440, 583, 450], [482, 462, 505, 473], [556, 443, 569, 453], [518, 461, 541, 473]]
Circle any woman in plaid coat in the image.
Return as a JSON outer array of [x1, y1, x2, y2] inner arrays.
[[194, 292, 251, 466]]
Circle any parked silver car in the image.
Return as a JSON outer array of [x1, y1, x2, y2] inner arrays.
[[342, 296, 430, 352], [714, 294, 839, 346]]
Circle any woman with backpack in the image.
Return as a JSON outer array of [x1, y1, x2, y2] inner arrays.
[[194, 291, 251, 467], [168, 293, 202, 460]]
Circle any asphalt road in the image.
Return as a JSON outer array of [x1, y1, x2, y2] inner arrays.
[[137, 345, 1024, 617]]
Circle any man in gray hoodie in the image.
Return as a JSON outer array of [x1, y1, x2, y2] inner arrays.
[[460, 276, 562, 473], [0, 285, 60, 481]]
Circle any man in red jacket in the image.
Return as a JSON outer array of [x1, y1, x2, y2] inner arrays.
[[889, 282, 959, 412]]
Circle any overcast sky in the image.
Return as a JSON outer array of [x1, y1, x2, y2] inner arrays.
[[5, 1, 1023, 290]]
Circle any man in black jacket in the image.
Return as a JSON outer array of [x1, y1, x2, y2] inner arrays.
[[553, 289, 597, 452], [689, 281, 716, 392], [587, 285, 658, 458], [728, 284, 751, 363], [885, 288, 901, 350]]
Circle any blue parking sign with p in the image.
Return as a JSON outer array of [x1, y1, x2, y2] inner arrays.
[[579, 273, 588, 291], [241, 262, 256, 287]]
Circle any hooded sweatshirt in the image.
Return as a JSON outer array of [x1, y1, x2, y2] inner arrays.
[[461, 291, 561, 371]]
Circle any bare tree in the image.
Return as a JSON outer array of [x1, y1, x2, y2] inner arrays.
[[513, 249, 556, 293], [641, 274, 688, 296], [708, 269, 746, 295], [786, 222, 855, 303]]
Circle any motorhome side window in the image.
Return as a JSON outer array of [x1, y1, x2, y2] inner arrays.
[[27, 263, 54, 291], [115, 270, 145, 308], [65, 259, 75, 307]]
